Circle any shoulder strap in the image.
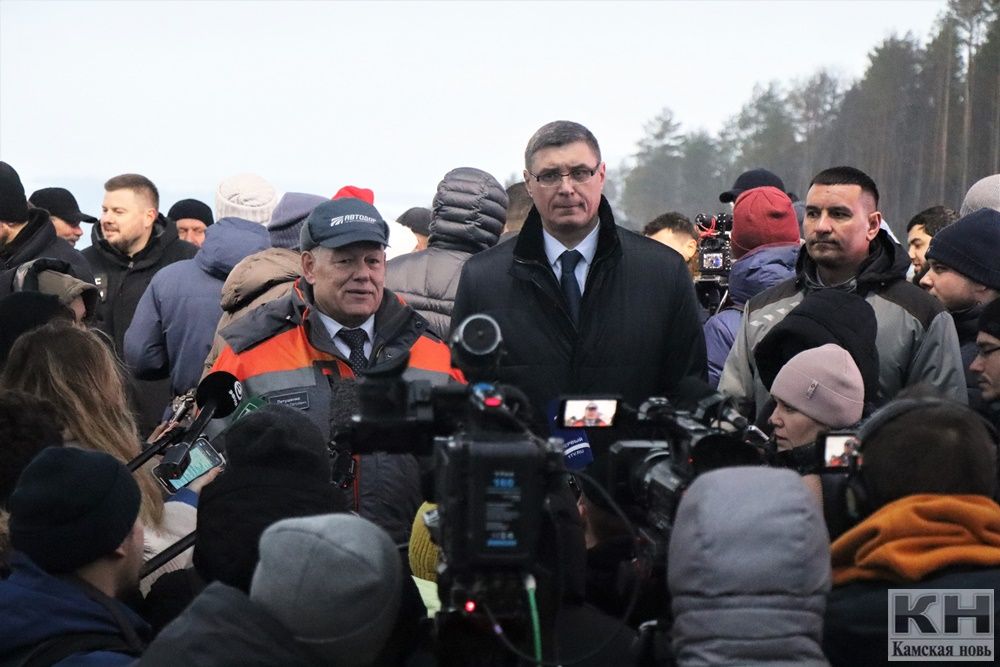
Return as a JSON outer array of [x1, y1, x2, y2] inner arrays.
[[10, 632, 138, 667]]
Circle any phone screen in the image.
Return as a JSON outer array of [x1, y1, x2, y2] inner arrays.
[[167, 439, 223, 491], [559, 399, 619, 428], [823, 433, 857, 469]]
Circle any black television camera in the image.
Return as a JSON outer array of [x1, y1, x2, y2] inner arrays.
[[694, 212, 733, 314], [338, 315, 574, 665]]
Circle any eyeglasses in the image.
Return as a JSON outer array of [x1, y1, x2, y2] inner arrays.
[[527, 164, 601, 188]]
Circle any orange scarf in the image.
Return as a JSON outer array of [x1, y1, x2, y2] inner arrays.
[[831, 494, 1000, 586]]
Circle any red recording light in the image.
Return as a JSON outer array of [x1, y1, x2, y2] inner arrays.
[[484, 397, 502, 408], [464, 600, 477, 613]]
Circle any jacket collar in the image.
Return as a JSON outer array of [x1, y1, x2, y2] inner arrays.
[[512, 196, 621, 271], [0, 208, 55, 265], [796, 229, 908, 296], [91, 214, 179, 269]]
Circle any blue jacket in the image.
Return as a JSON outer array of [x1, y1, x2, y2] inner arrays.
[[704, 243, 798, 387], [0, 554, 150, 665], [124, 218, 270, 395]]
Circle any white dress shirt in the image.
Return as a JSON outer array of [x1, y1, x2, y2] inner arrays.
[[542, 223, 600, 294], [316, 311, 376, 359]]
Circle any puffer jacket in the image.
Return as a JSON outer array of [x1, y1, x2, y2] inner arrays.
[[719, 230, 966, 415], [386, 167, 506, 338], [669, 467, 831, 666], [704, 243, 798, 386], [124, 218, 270, 395], [202, 247, 301, 377]]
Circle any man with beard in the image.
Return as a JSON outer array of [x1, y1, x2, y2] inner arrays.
[[719, 166, 965, 420], [82, 174, 196, 432]]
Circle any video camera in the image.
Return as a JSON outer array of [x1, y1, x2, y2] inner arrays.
[[694, 212, 733, 314]]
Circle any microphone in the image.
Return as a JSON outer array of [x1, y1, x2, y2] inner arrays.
[[143, 372, 244, 477], [674, 377, 750, 429]]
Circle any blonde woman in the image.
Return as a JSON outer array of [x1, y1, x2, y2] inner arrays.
[[1, 321, 213, 585]]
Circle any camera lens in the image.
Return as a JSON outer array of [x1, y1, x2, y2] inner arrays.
[[453, 314, 502, 357]]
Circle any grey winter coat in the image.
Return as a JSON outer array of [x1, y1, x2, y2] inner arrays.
[[386, 167, 506, 338], [668, 467, 832, 666], [719, 229, 966, 418]]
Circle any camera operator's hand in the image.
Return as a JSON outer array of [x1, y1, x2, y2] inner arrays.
[[186, 465, 222, 495]]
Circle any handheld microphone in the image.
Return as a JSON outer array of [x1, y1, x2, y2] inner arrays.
[[150, 372, 244, 479]]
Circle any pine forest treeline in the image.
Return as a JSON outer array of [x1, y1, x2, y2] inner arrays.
[[614, 1, 1000, 237]]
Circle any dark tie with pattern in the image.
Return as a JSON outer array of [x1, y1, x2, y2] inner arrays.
[[337, 328, 369, 375], [560, 249, 583, 324]]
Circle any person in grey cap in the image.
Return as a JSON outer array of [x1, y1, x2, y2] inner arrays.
[[29, 186, 98, 247], [139, 514, 402, 667], [210, 197, 462, 543]]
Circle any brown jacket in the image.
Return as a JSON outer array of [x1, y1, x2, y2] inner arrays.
[[201, 247, 300, 377]]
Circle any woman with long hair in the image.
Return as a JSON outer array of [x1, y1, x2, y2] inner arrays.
[[1, 321, 207, 583]]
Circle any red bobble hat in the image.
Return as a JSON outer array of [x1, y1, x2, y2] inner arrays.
[[731, 186, 800, 259]]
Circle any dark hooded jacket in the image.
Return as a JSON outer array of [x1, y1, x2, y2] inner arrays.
[[453, 196, 707, 428], [123, 218, 270, 395], [82, 214, 197, 354], [668, 467, 831, 666], [139, 583, 319, 667], [0, 554, 150, 666], [952, 303, 985, 411], [704, 243, 798, 386], [0, 208, 94, 289], [719, 230, 966, 417], [386, 167, 507, 338]]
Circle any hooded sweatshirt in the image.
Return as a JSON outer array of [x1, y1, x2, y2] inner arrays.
[[124, 217, 270, 395], [669, 467, 832, 666]]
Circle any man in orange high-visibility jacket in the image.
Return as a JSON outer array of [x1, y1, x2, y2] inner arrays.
[[212, 198, 462, 543]]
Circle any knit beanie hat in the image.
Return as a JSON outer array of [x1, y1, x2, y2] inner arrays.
[[754, 289, 880, 405], [960, 174, 1000, 217], [397, 207, 432, 237], [9, 447, 141, 573], [0, 161, 29, 224], [731, 186, 800, 259], [267, 192, 327, 250], [979, 297, 1000, 339], [408, 501, 439, 581], [193, 404, 346, 589], [251, 514, 402, 667], [215, 173, 278, 225], [771, 344, 864, 428], [333, 185, 375, 205], [925, 208, 1000, 290], [168, 198, 214, 227]]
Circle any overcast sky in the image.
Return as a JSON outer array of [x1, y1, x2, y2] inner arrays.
[[1, 0, 948, 240]]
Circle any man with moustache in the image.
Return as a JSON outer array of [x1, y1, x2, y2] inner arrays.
[[82, 174, 196, 433], [719, 166, 966, 420]]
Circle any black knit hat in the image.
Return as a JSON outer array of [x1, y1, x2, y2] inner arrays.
[[925, 208, 1000, 290], [168, 198, 214, 227], [979, 298, 1000, 339], [754, 289, 880, 405], [9, 447, 141, 573], [193, 404, 345, 590], [0, 161, 29, 224]]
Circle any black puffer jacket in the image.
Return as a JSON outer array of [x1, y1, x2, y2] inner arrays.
[[386, 167, 506, 338], [82, 214, 197, 353], [0, 208, 94, 288]]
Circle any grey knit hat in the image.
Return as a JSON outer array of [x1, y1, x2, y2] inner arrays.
[[925, 208, 1000, 290], [960, 174, 1000, 217], [267, 192, 327, 250], [250, 514, 401, 667], [771, 344, 864, 428], [215, 173, 278, 225]]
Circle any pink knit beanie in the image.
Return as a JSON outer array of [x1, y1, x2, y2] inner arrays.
[[770, 344, 864, 428]]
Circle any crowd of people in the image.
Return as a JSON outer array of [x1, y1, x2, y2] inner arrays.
[[0, 119, 999, 666]]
